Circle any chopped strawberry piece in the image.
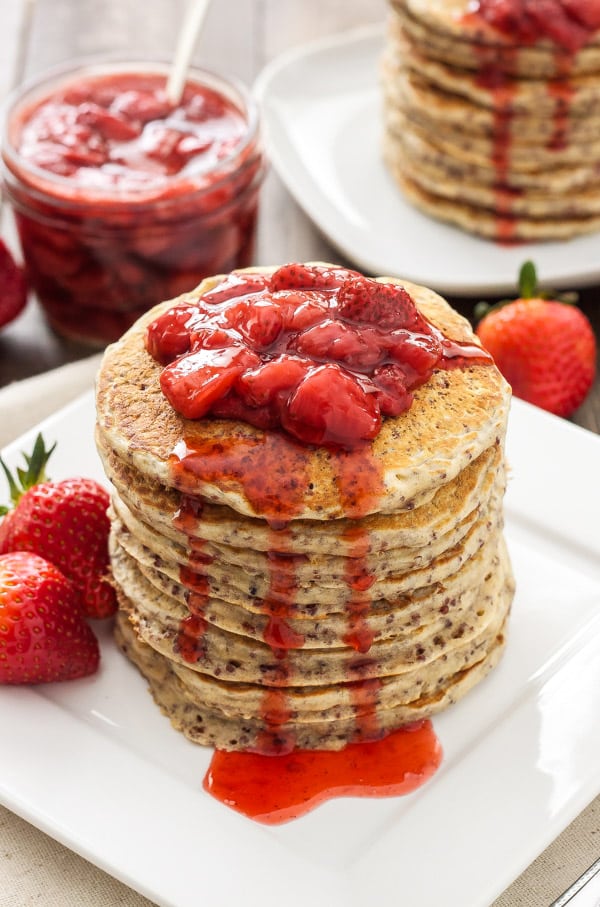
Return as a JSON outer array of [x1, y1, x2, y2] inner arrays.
[[210, 394, 279, 430], [201, 272, 270, 306], [272, 291, 329, 331], [389, 331, 441, 387], [563, 0, 600, 28], [372, 365, 414, 416], [281, 365, 381, 447], [76, 102, 142, 141], [236, 355, 311, 407], [473, 0, 598, 49], [139, 124, 187, 173], [224, 298, 284, 349], [337, 277, 427, 332], [291, 321, 383, 371], [160, 346, 261, 419], [145, 302, 211, 363], [526, 0, 589, 51], [110, 89, 172, 124], [189, 326, 239, 350], [269, 263, 357, 292]]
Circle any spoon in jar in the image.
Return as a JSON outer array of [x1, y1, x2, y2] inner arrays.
[[166, 0, 212, 105]]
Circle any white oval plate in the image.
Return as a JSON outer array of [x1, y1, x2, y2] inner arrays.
[[0, 393, 599, 907], [254, 26, 600, 296]]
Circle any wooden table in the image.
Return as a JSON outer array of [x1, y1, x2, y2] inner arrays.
[[0, 3, 599, 907]]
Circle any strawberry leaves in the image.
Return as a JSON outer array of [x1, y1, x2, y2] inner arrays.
[[0, 433, 56, 514], [0, 434, 116, 619]]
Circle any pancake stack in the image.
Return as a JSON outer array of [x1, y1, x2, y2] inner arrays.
[[95, 265, 514, 753], [382, 0, 600, 241]]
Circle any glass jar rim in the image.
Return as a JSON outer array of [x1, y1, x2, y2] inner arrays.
[[1, 55, 262, 206]]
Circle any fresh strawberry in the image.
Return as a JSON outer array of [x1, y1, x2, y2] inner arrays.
[[337, 276, 428, 332], [476, 262, 597, 417], [268, 263, 356, 293], [0, 434, 116, 619], [0, 551, 100, 684], [0, 239, 28, 330]]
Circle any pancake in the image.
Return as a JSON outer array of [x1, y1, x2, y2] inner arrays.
[[95, 270, 510, 522], [96, 262, 514, 751], [110, 522, 504, 647], [381, 0, 600, 241], [390, 1, 600, 78], [97, 432, 502, 555]]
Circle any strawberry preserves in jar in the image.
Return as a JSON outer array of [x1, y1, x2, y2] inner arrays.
[[1, 61, 265, 346]]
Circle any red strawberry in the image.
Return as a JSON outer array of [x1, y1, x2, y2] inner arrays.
[[337, 276, 428, 332], [268, 263, 356, 293], [0, 551, 100, 684], [0, 239, 28, 329], [0, 434, 116, 619], [475, 262, 597, 417]]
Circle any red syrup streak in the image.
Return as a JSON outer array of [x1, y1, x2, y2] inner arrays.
[[167, 344, 454, 821], [173, 496, 215, 664], [203, 719, 443, 825], [342, 526, 376, 655], [257, 528, 304, 756], [473, 47, 518, 244], [547, 52, 574, 151]]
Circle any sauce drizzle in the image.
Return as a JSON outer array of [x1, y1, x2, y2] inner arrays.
[[203, 719, 443, 824]]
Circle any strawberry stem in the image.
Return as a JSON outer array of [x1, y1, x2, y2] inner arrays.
[[0, 432, 56, 513], [518, 261, 538, 299]]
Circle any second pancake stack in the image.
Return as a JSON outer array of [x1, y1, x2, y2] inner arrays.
[[382, 0, 600, 242]]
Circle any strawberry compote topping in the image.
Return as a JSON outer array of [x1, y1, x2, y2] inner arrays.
[[470, 0, 600, 52], [2, 66, 264, 345], [15, 72, 247, 190], [147, 263, 491, 450]]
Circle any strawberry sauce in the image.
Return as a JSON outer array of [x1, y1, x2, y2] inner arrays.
[[149, 263, 491, 451], [465, 1, 599, 242], [156, 263, 487, 822], [469, 0, 600, 52], [3, 64, 264, 345], [203, 719, 442, 824]]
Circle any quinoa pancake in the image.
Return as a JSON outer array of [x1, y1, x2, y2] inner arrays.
[[95, 268, 510, 522], [96, 262, 514, 752], [381, 0, 600, 241]]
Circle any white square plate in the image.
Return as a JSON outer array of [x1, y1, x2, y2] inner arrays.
[[254, 26, 600, 296], [0, 390, 599, 907]]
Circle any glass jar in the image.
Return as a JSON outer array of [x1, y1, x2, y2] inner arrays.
[[1, 60, 266, 346]]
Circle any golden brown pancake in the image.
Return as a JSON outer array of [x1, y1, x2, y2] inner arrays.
[[96, 263, 514, 751], [381, 0, 600, 241]]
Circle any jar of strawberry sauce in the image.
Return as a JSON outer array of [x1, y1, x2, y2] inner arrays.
[[1, 61, 265, 346]]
